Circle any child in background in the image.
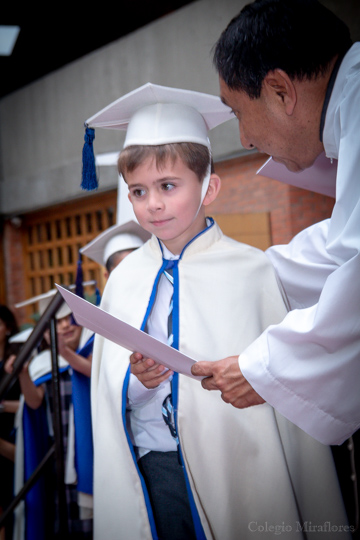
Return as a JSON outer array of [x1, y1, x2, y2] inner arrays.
[[80, 174, 150, 279], [6, 291, 94, 540], [88, 83, 349, 540], [0, 305, 21, 540]]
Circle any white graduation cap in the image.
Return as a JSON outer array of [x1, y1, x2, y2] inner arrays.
[[80, 175, 151, 267], [9, 327, 34, 344], [15, 289, 72, 320], [14, 282, 95, 320], [81, 82, 234, 190]]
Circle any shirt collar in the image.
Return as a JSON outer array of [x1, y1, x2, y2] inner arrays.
[[319, 51, 348, 142], [159, 217, 214, 260]]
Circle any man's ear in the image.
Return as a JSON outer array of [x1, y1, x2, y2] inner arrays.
[[263, 69, 297, 116], [203, 174, 221, 206]]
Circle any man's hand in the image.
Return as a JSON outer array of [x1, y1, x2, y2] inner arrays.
[[130, 352, 173, 389], [191, 356, 265, 409]]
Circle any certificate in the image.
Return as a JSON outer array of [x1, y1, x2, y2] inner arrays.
[[257, 151, 336, 198], [55, 285, 201, 379]]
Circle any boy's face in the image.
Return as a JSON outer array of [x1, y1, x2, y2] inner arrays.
[[127, 156, 206, 254], [56, 315, 82, 351]]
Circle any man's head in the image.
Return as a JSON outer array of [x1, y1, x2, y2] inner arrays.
[[119, 142, 220, 254], [213, 0, 352, 99], [213, 0, 352, 172]]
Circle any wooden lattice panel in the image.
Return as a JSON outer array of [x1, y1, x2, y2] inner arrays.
[[212, 212, 272, 251], [21, 191, 117, 319]]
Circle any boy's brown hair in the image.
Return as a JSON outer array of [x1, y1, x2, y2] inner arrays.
[[118, 142, 214, 182]]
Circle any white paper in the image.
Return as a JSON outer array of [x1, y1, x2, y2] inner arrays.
[[257, 152, 336, 198], [55, 285, 201, 379]]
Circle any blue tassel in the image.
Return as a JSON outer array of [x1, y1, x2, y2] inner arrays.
[[81, 126, 98, 190], [70, 255, 84, 326], [75, 255, 84, 299], [95, 286, 101, 306]]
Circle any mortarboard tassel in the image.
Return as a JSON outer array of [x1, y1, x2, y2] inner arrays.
[[95, 286, 101, 306], [75, 254, 84, 299], [81, 125, 98, 190], [71, 254, 84, 326]]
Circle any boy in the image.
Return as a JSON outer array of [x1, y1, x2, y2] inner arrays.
[[7, 290, 94, 539], [89, 84, 348, 539]]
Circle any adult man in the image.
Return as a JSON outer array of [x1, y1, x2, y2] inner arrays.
[[191, 0, 360, 447]]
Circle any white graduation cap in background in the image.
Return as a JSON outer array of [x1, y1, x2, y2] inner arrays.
[[81, 82, 234, 191], [9, 327, 34, 344], [15, 282, 96, 320], [80, 175, 151, 267], [15, 289, 73, 320]]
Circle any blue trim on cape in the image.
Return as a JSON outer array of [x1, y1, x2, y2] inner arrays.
[[34, 365, 69, 386], [21, 334, 94, 540], [122, 367, 158, 538], [73, 333, 95, 495], [71, 370, 93, 494], [121, 259, 172, 538], [122, 221, 215, 539], [140, 259, 169, 333], [22, 359, 64, 540], [23, 401, 51, 540], [178, 216, 215, 261], [170, 261, 206, 540], [127, 260, 169, 538]]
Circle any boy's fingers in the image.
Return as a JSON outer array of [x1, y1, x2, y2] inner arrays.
[[135, 358, 156, 370], [143, 369, 173, 388], [130, 352, 144, 364]]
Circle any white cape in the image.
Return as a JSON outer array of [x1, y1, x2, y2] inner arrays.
[[92, 222, 349, 539]]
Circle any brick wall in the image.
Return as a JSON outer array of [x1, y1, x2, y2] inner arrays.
[[1, 152, 335, 327], [211, 152, 335, 245], [2, 218, 27, 325]]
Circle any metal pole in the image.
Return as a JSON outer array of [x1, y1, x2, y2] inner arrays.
[[49, 316, 69, 537], [0, 290, 70, 536], [0, 446, 55, 529], [0, 291, 65, 400]]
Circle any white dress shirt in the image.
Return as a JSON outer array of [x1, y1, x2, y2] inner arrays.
[[127, 244, 178, 458]]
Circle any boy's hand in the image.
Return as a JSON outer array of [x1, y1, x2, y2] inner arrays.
[[191, 356, 265, 408], [130, 352, 173, 389], [4, 354, 29, 375], [56, 331, 68, 356], [43, 328, 51, 345]]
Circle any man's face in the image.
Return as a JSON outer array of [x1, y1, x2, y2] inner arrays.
[[219, 78, 318, 173]]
